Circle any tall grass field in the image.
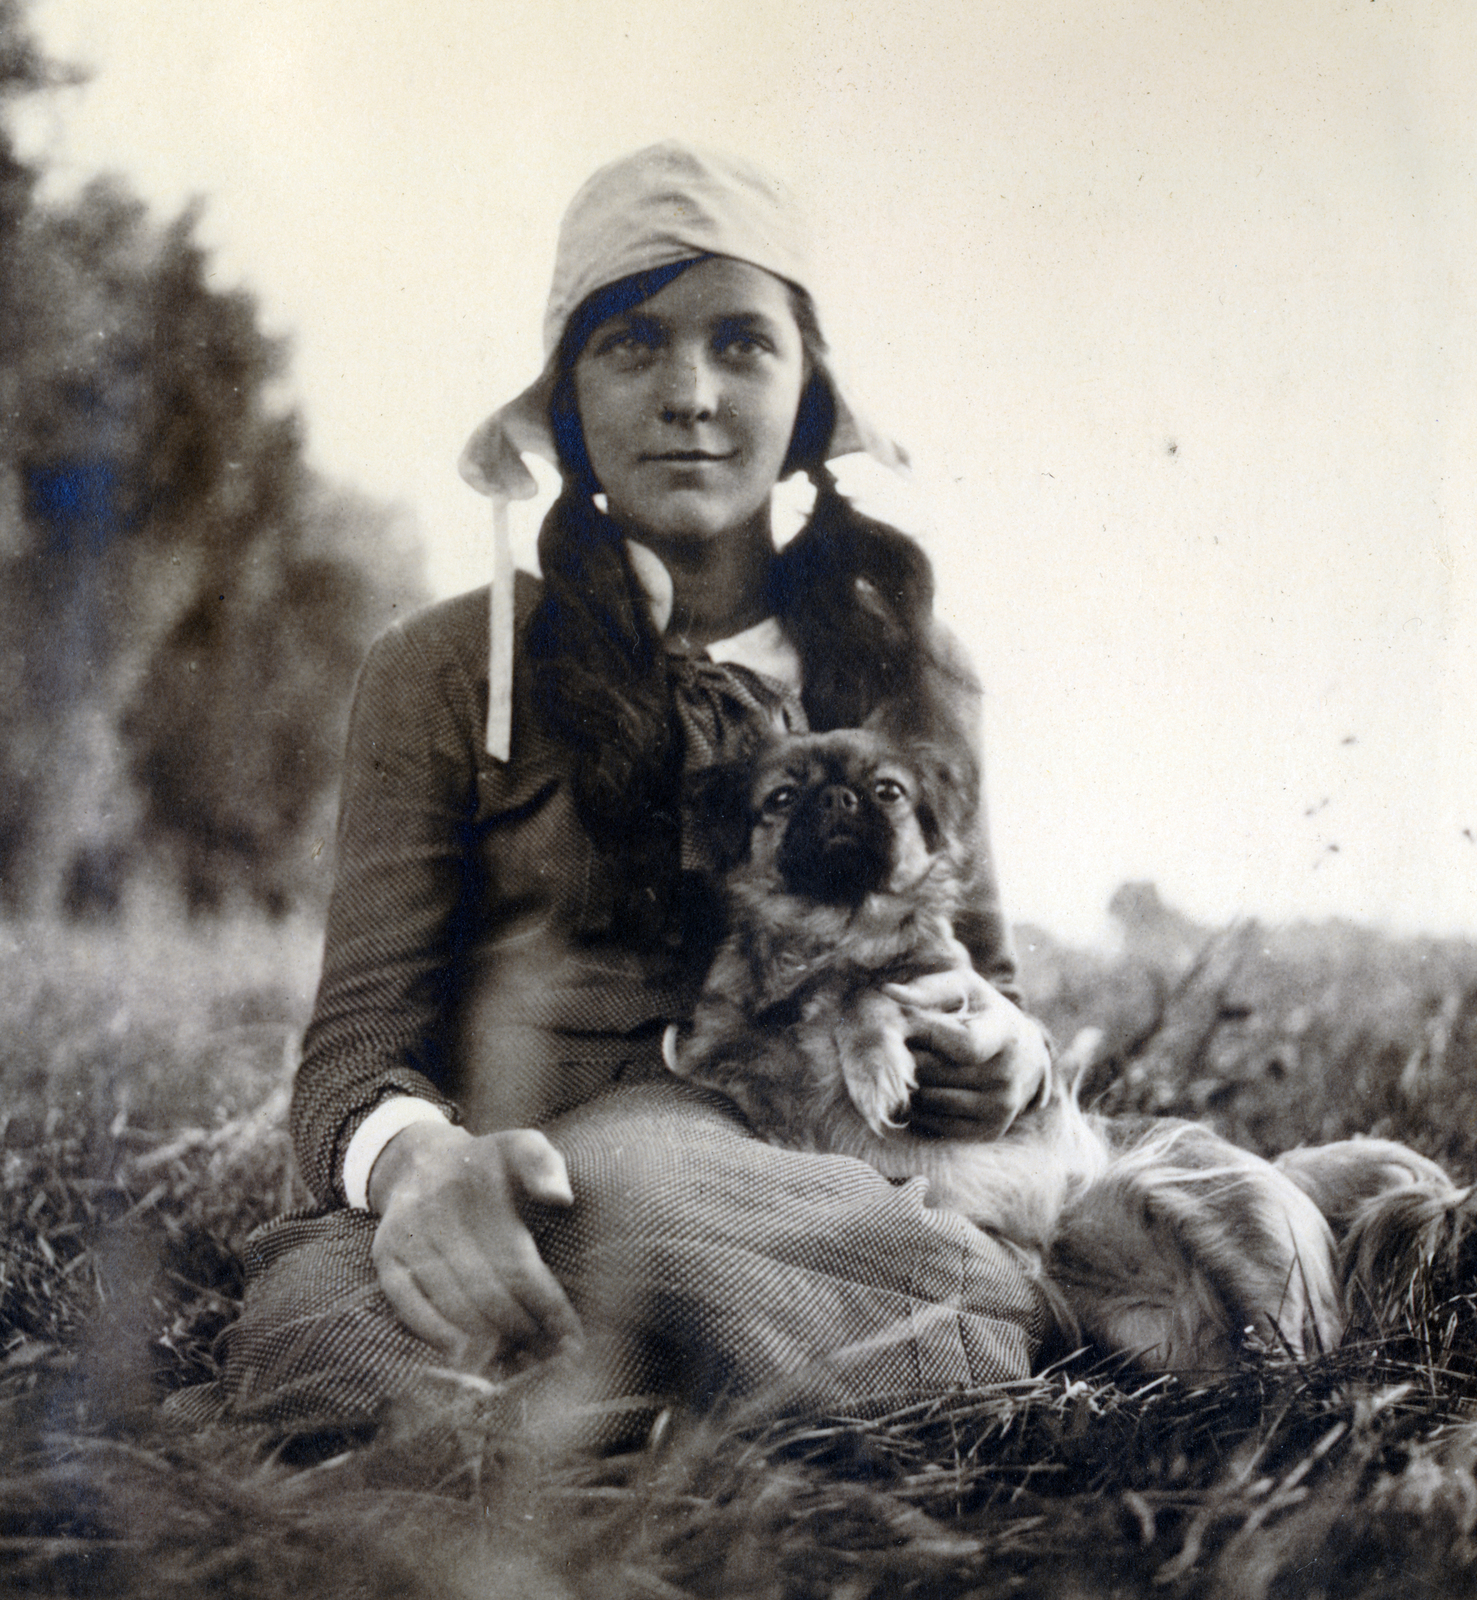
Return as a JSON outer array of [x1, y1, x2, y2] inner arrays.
[[3, 901, 1477, 1598]]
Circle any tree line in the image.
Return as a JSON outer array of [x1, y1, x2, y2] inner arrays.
[[0, 1, 425, 919]]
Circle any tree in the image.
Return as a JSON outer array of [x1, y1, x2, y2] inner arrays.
[[0, 3, 425, 917]]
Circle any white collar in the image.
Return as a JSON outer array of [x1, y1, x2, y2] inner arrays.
[[626, 540, 802, 693], [706, 616, 802, 690]]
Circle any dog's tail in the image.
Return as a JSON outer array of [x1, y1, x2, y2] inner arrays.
[[1275, 1138, 1458, 1240], [1272, 1137, 1472, 1341], [1336, 1179, 1477, 1342]]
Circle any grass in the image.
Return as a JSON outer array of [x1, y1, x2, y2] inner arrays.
[[3, 904, 1477, 1597]]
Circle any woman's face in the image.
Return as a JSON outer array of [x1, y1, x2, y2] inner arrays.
[[571, 257, 808, 547]]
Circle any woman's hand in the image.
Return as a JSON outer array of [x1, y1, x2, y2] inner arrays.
[[882, 969, 1051, 1141], [367, 1119, 584, 1370]]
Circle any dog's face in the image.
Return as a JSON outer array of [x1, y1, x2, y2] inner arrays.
[[694, 728, 969, 909], [751, 733, 931, 905], [671, 725, 975, 1144]]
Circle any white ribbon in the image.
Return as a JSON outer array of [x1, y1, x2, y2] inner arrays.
[[486, 497, 514, 760]]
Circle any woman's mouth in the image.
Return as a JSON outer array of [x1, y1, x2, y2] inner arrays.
[[642, 450, 735, 463]]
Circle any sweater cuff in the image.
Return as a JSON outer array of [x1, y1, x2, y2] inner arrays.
[[343, 1097, 452, 1212]]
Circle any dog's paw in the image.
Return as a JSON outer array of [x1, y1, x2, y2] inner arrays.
[[839, 1000, 918, 1136], [846, 1071, 913, 1136]]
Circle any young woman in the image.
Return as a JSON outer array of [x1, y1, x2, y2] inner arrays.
[[189, 143, 1054, 1442]]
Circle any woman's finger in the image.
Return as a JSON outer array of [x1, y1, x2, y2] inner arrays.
[[910, 1086, 1017, 1141], [500, 1129, 575, 1207], [912, 1051, 1010, 1089], [905, 1007, 1018, 1064], [882, 968, 989, 1013], [433, 1257, 545, 1353], [410, 1215, 578, 1357], [376, 1212, 549, 1359], [496, 1235, 585, 1354], [374, 1255, 473, 1359], [911, 1085, 999, 1120]]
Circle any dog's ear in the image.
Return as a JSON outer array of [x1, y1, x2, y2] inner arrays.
[[683, 761, 757, 876], [857, 702, 976, 854], [907, 744, 977, 856]]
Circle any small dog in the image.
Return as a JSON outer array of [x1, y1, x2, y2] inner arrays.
[[666, 725, 1107, 1253], [667, 727, 1464, 1372]]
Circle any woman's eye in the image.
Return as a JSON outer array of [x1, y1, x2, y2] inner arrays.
[[714, 322, 770, 359], [874, 779, 906, 805], [595, 323, 661, 360], [763, 785, 797, 813]]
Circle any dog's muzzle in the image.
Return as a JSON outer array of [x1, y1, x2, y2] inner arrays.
[[778, 784, 891, 904]]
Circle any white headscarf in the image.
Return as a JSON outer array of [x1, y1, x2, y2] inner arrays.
[[459, 140, 904, 499], [459, 141, 907, 757]]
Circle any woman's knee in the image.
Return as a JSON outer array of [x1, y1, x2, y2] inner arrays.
[[203, 1210, 439, 1426]]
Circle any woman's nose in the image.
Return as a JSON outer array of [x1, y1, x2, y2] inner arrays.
[[659, 351, 719, 423]]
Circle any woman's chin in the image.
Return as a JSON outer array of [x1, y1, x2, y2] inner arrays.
[[609, 496, 772, 551]]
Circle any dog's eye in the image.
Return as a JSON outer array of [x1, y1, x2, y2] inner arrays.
[[873, 778, 907, 805], [762, 785, 797, 814]]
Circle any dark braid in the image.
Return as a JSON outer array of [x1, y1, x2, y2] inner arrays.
[[527, 261, 702, 940], [771, 469, 937, 731], [524, 489, 680, 941]]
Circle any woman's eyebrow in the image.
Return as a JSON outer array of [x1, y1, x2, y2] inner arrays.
[[595, 310, 663, 342], [710, 311, 788, 345], [594, 308, 780, 342]]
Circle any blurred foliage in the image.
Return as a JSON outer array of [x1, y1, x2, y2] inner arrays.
[[0, 2, 426, 919], [1018, 882, 1477, 1179], [0, 913, 313, 1382]]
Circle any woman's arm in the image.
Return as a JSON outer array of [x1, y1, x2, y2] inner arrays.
[[291, 593, 583, 1363], [291, 617, 474, 1206]]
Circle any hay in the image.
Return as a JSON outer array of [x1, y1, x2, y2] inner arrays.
[[6, 1337, 1477, 1598]]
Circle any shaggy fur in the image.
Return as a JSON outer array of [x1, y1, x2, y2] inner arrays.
[[1048, 1119, 1343, 1368], [1273, 1138, 1476, 1340], [667, 727, 1467, 1373], [666, 726, 1107, 1254]]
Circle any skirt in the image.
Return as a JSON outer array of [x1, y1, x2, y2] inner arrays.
[[169, 1076, 1049, 1448]]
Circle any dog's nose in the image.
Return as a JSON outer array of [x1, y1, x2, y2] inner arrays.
[[820, 784, 859, 816]]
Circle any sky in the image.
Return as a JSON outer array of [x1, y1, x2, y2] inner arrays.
[[14, 0, 1477, 944]]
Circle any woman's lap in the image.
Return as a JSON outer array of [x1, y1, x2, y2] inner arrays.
[[170, 1079, 1048, 1442]]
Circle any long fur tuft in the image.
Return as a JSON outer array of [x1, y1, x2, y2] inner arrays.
[[1338, 1181, 1477, 1341], [1049, 1122, 1343, 1370], [1274, 1138, 1458, 1240]]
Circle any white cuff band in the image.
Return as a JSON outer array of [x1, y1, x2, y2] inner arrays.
[[342, 1097, 452, 1211]]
